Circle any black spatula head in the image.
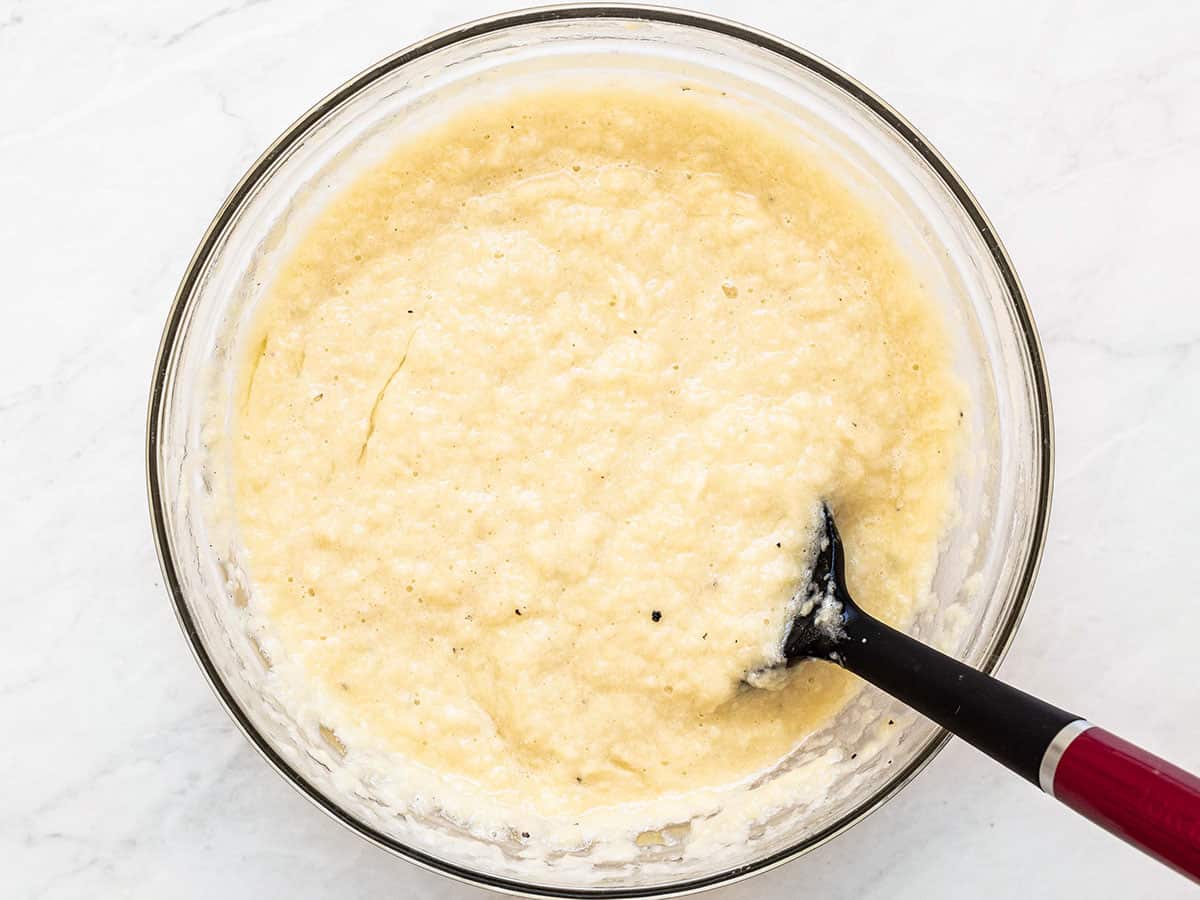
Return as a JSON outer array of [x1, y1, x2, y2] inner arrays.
[[781, 503, 856, 665]]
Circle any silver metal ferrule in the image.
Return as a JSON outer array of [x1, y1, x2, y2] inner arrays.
[[1038, 719, 1093, 796]]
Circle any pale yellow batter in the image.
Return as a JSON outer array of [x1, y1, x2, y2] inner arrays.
[[234, 86, 962, 828]]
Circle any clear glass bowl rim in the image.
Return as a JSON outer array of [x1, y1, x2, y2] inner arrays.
[[145, 4, 1055, 897]]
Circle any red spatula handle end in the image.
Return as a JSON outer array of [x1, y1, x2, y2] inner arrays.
[[1044, 722, 1200, 883]]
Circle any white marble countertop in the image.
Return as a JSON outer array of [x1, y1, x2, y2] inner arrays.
[[4, 0, 1199, 896]]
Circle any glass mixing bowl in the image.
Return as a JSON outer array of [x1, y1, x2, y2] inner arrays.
[[146, 6, 1053, 896]]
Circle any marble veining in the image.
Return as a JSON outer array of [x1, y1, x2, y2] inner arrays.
[[2, 1, 1198, 897]]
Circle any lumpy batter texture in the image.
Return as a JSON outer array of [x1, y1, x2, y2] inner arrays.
[[234, 86, 961, 824]]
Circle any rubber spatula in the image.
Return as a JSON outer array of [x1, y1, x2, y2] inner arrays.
[[767, 504, 1200, 883]]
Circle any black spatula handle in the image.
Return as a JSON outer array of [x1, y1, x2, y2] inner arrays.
[[835, 604, 1075, 785], [834, 605, 1200, 882]]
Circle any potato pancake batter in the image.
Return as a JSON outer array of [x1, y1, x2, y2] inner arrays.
[[233, 85, 961, 832]]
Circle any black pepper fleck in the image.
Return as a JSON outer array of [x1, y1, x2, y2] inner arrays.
[[514, 609, 522, 616], [521, 831, 530, 839], [651, 610, 662, 622]]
